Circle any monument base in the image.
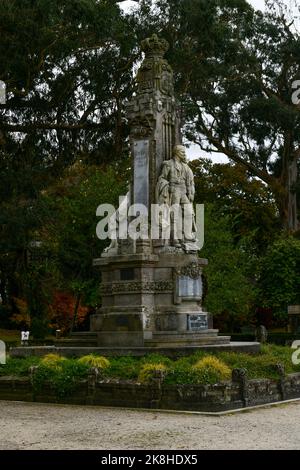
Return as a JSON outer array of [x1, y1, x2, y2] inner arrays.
[[89, 250, 232, 349], [10, 342, 261, 359]]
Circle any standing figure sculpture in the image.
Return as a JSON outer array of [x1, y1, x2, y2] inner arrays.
[[156, 145, 197, 249]]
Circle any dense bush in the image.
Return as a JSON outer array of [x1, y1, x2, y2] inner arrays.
[[218, 345, 300, 379], [32, 359, 89, 397], [201, 204, 256, 324], [229, 332, 300, 346], [0, 356, 40, 376], [102, 356, 140, 380], [258, 237, 300, 320]]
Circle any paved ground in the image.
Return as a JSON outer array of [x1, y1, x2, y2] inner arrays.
[[1, 400, 300, 450]]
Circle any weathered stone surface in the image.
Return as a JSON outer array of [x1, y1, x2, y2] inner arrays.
[[155, 145, 198, 251], [90, 35, 231, 349], [2, 369, 300, 412], [133, 139, 149, 208]]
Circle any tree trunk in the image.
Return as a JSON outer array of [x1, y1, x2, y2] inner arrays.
[[279, 134, 299, 232], [288, 156, 298, 232], [70, 292, 81, 334], [0, 273, 7, 305]]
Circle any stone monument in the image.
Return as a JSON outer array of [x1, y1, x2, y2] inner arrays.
[[11, 35, 261, 357], [91, 34, 231, 349]]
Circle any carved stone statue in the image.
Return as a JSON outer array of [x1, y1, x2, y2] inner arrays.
[[156, 145, 197, 250]]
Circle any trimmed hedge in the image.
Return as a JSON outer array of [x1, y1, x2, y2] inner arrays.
[[229, 332, 300, 345]]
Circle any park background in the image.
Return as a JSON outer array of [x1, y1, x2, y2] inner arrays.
[[0, 0, 299, 344]]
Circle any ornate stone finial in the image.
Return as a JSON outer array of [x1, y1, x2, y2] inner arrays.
[[141, 34, 169, 58]]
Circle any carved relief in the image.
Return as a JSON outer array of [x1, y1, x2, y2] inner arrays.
[[137, 34, 173, 97], [100, 280, 174, 295], [177, 261, 203, 279], [130, 116, 154, 139]]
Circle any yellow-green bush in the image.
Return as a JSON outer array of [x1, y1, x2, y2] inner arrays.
[[40, 353, 66, 370], [192, 355, 231, 384], [78, 354, 110, 369], [138, 363, 167, 384]]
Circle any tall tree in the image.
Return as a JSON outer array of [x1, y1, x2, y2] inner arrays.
[[0, 0, 136, 321], [0, 0, 138, 166], [137, 0, 300, 231], [191, 159, 280, 252]]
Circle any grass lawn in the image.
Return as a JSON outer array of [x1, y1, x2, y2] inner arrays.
[[0, 328, 20, 343], [0, 328, 55, 345]]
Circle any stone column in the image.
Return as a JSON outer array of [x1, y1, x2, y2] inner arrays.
[[126, 34, 179, 214]]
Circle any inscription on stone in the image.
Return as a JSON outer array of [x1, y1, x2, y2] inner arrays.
[[187, 314, 208, 331], [178, 275, 202, 298], [134, 140, 149, 208]]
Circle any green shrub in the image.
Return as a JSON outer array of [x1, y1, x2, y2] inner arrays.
[[258, 237, 300, 320], [260, 344, 300, 374], [164, 363, 196, 385], [217, 350, 282, 379], [32, 359, 89, 397], [140, 353, 173, 367], [191, 355, 231, 384], [78, 354, 110, 369], [0, 356, 40, 376], [2, 344, 300, 387], [138, 363, 167, 384], [104, 356, 140, 380]]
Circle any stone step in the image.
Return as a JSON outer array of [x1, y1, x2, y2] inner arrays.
[[144, 335, 231, 347], [151, 329, 220, 339], [70, 332, 98, 340], [55, 338, 98, 347]]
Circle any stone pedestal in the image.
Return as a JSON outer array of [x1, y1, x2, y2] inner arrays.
[[91, 252, 229, 347]]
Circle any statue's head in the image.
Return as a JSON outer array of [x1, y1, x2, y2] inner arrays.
[[173, 145, 186, 162]]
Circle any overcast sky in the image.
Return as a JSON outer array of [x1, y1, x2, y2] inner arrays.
[[119, 0, 299, 163], [120, 0, 299, 16]]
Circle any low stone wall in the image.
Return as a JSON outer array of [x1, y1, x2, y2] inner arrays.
[[1, 369, 300, 412], [10, 342, 261, 359]]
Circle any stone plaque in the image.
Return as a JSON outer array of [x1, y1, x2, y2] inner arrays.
[[187, 314, 208, 331], [133, 140, 149, 208], [178, 275, 202, 298]]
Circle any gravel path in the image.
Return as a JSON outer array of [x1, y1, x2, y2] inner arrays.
[[0, 400, 299, 450]]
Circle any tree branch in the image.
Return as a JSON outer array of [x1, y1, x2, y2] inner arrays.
[[1, 122, 100, 132]]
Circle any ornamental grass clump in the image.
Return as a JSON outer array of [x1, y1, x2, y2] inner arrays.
[[78, 354, 110, 370], [192, 355, 231, 384], [40, 353, 67, 370], [138, 363, 167, 384]]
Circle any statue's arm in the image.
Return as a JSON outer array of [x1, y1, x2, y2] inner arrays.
[[156, 161, 170, 204], [186, 168, 195, 202]]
